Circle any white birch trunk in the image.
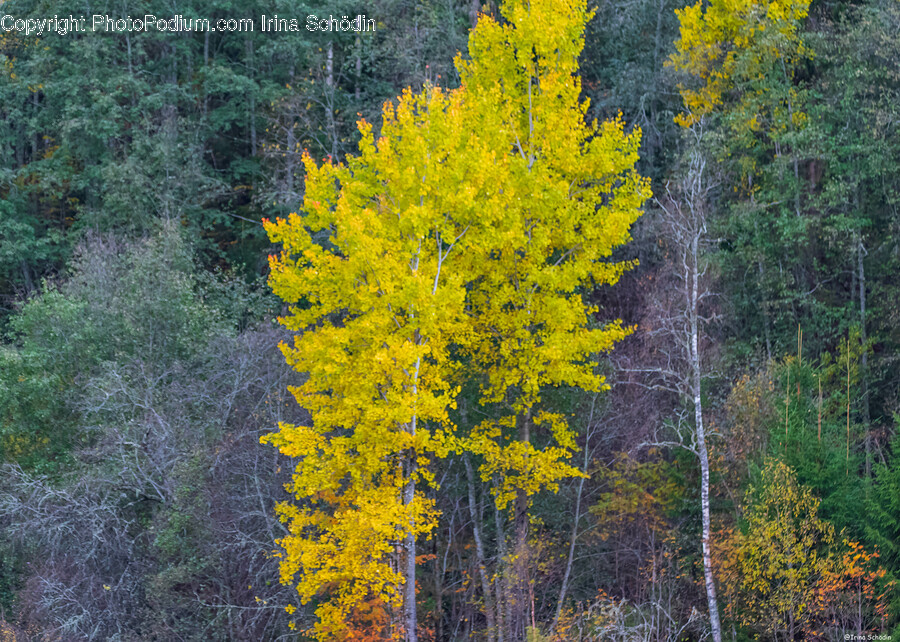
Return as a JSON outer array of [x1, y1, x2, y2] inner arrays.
[[658, 129, 723, 642]]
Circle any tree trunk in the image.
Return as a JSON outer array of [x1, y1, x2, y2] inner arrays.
[[325, 42, 338, 159], [512, 411, 532, 640], [404, 351, 422, 642], [665, 139, 724, 642], [553, 397, 596, 631], [465, 455, 496, 642], [690, 230, 723, 642], [404, 471, 418, 642], [493, 501, 509, 642], [20, 260, 34, 294], [857, 233, 871, 479], [355, 36, 362, 101]]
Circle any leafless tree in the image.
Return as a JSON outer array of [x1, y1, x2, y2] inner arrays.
[[0, 234, 309, 640], [616, 122, 723, 642]]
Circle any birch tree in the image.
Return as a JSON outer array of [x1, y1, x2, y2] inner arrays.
[[636, 124, 723, 642]]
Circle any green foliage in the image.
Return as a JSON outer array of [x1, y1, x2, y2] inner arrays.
[[721, 336, 872, 535], [770, 346, 869, 534], [0, 0, 476, 312], [0, 225, 252, 472], [868, 439, 900, 569], [866, 438, 900, 618]]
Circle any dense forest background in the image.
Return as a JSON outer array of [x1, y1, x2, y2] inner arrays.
[[0, 0, 899, 638]]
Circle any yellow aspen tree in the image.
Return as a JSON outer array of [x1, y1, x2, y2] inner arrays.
[[669, 0, 811, 217], [668, 0, 811, 129], [262, 0, 648, 638], [445, 0, 650, 635], [263, 85, 482, 640]]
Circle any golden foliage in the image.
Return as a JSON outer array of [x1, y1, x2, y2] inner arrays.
[[716, 459, 890, 637], [262, 0, 649, 636], [668, 0, 811, 133]]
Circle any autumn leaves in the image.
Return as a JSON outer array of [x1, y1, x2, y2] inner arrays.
[[262, 0, 649, 637]]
